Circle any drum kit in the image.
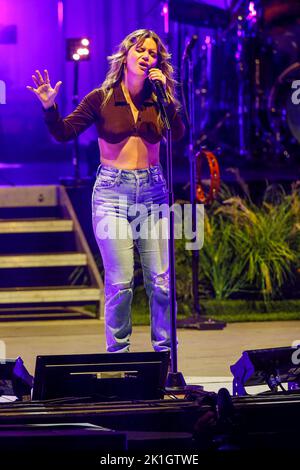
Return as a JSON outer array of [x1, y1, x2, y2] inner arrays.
[[171, 0, 300, 163], [171, 1, 300, 329]]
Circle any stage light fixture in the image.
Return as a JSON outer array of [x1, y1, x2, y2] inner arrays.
[[66, 38, 91, 62], [230, 346, 300, 396], [63, 37, 91, 184]]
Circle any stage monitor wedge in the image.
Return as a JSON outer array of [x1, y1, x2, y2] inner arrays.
[[32, 351, 170, 402], [230, 346, 300, 396]]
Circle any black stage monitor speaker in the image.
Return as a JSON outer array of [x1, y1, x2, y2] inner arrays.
[[32, 351, 170, 402], [0, 357, 33, 400], [230, 346, 300, 395]]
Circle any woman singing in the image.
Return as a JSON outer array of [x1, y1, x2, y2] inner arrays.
[[27, 29, 185, 353]]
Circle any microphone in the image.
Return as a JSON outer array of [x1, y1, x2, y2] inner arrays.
[[182, 35, 198, 60], [148, 69, 169, 106]]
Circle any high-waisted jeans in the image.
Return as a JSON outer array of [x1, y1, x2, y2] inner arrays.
[[92, 163, 171, 353]]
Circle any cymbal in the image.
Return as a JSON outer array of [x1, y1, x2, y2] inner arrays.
[[169, 0, 231, 29]]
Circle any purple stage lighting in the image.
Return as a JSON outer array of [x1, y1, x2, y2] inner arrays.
[[66, 38, 91, 62]]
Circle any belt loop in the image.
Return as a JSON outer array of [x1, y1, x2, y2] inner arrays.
[[116, 168, 122, 186], [96, 164, 102, 178]]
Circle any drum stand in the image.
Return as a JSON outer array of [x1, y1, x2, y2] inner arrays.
[[235, 15, 250, 159]]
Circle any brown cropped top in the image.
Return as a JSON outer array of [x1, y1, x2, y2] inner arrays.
[[43, 81, 185, 144]]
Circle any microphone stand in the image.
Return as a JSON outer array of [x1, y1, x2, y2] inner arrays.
[[187, 45, 200, 320], [177, 38, 226, 330], [72, 60, 80, 182], [157, 97, 207, 394], [157, 101, 186, 390]]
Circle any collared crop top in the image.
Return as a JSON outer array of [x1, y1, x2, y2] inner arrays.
[[43, 81, 185, 144]]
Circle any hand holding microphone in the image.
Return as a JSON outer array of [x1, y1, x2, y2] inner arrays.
[[148, 67, 169, 106]]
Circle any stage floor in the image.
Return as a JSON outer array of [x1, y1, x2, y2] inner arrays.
[[1, 319, 299, 395]]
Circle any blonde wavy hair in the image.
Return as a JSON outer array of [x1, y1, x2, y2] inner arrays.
[[100, 29, 181, 113]]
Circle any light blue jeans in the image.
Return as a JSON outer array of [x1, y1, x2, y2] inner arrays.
[[92, 163, 171, 353]]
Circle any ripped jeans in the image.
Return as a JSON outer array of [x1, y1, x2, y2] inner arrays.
[[92, 163, 171, 353]]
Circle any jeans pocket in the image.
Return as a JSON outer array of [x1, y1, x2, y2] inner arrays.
[[96, 173, 118, 188], [151, 173, 167, 195], [151, 173, 166, 185]]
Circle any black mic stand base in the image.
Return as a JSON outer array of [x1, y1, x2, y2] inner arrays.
[[165, 372, 204, 396]]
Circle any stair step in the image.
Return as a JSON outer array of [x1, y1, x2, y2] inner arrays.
[[0, 206, 63, 219], [0, 312, 90, 320], [0, 253, 87, 268], [0, 185, 103, 321], [0, 287, 101, 304], [0, 219, 73, 233], [0, 232, 77, 254], [0, 306, 96, 320]]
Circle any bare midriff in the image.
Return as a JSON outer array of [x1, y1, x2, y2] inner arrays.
[[99, 136, 160, 170]]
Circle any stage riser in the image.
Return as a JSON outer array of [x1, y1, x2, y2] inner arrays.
[[0, 428, 127, 461], [1, 395, 300, 450], [235, 402, 300, 433]]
